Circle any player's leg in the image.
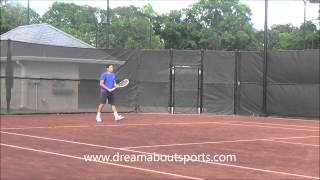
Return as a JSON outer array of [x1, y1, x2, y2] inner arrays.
[[96, 104, 104, 122], [108, 92, 124, 121], [96, 92, 107, 122], [111, 105, 124, 121], [98, 104, 105, 112], [111, 105, 118, 117]]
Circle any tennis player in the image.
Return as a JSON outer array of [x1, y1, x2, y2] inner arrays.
[[96, 64, 124, 122]]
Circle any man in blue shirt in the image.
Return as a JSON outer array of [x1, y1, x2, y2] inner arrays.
[[96, 64, 124, 122]]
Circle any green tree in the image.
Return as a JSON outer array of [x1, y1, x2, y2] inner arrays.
[[41, 2, 99, 46], [2, 1, 318, 50], [41, 2, 164, 48], [100, 4, 163, 49], [0, 3, 40, 34], [302, 21, 319, 49], [269, 22, 319, 50], [269, 24, 301, 50], [155, 0, 259, 50], [153, 10, 191, 49]]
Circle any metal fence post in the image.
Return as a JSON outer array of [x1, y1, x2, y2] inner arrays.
[[262, 0, 269, 116], [200, 49, 204, 114], [234, 50, 240, 115], [5, 39, 13, 113], [169, 48, 174, 114]]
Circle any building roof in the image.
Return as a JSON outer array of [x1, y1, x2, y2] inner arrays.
[[0, 40, 124, 65], [0, 23, 94, 48]]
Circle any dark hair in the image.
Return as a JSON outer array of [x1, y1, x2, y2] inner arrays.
[[105, 64, 113, 68]]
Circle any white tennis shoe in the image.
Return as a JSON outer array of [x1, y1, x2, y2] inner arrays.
[[96, 116, 102, 122], [115, 115, 124, 121]]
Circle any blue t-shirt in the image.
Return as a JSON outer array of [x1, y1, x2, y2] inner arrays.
[[100, 72, 115, 93]]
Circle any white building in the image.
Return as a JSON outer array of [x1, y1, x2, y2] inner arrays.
[[0, 23, 124, 113]]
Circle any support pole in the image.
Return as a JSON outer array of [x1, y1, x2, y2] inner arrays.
[[200, 49, 204, 113], [303, 0, 307, 49], [169, 49, 174, 114], [262, 0, 269, 116], [27, 0, 30, 24], [105, 0, 110, 48], [172, 66, 176, 114], [197, 67, 201, 114], [234, 50, 240, 115], [5, 39, 13, 113]]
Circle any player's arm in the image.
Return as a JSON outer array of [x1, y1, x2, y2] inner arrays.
[[113, 80, 117, 88], [100, 80, 115, 92]]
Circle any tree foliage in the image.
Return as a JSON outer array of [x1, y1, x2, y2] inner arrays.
[[1, 1, 319, 50], [41, 2, 98, 46], [0, 3, 40, 34], [154, 0, 262, 50]]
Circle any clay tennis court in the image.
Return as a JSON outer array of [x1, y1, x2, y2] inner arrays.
[[1, 113, 319, 180]]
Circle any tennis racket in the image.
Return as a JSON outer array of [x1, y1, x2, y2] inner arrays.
[[115, 79, 129, 89]]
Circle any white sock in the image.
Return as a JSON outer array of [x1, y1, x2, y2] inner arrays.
[[97, 112, 101, 117], [114, 112, 118, 117]]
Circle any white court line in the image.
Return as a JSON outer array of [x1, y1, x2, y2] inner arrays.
[[257, 116, 320, 122], [1, 120, 318, 132], [0, 121, 241, 130], [1, 120, 317, 130], [1, 143, 202, 180], [99, 121, 320, 132], [2, 113, 319, 122], [233, 121, 318, 129], [263, 139, 320, 147], [1, 131, 319, 179], [220, 122, 318, 132], [1, 125, 91, 130], [123, 136, 320, 149], [137, 113, 320, 122]]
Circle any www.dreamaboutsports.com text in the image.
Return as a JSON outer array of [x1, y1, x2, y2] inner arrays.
[[83, 152, 237, 165]]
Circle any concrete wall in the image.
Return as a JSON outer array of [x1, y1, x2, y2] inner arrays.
[[1, 60, 79, 113], [1, 62, 22, 112]]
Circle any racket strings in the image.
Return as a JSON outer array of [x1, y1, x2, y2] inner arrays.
[[117, 79, 129, 88]]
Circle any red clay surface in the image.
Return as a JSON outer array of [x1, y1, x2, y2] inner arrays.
[[1, 113, 319, 180]]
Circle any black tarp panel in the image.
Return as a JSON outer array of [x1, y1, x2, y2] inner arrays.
[[238, 84, 263, 115], [172, 50, 201, 66], [267, 50, 319, 118], [1, 40, 318, 118], [267, 85, 318, 117], [204, 83, 234, 114], [170, 50, 202, 113], [112, 49, 141, 112], [238, 51, 263, 115], [268, 50, 318, 84], [203, 51, 235, 114], [174, 68, 199, 114], [136, 50, 170, 112]]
